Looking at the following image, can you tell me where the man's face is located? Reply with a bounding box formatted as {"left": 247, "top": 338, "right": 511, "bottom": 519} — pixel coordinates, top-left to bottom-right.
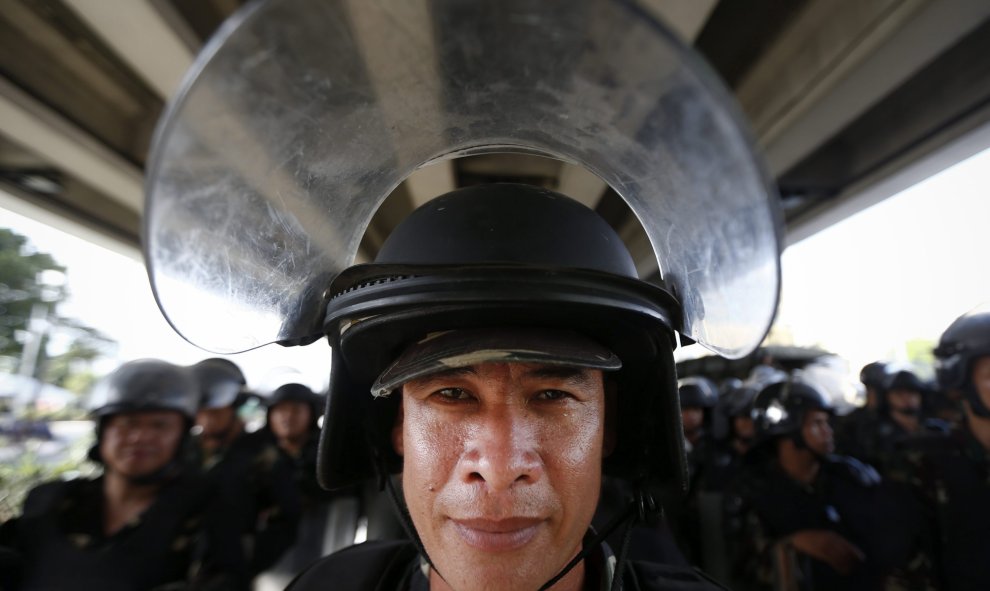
{"left": 800, "top": 409, "right": 834, "bottom": 456}
{"left": 269, "top": 400, "right": 312, "bottom": 441}
{"left": 680, "top": 407, "right": 704, "bottom": 434}
{"left": 887, "top": 389, "right": 922, "bottom": 416}
{"left": 971, "top": 356, "right": 990, "bottom": 410}
{"left": 393, "top": 362, "right": 607, "bottom": 591}
{"left": 733, "top": 415, "right": 755, "bottom": 441}
{"left": 195, "top": 405, "right": 237, "bottom": 449}
{"left": 100, "top": 410, "right": 186, "bottom": 478}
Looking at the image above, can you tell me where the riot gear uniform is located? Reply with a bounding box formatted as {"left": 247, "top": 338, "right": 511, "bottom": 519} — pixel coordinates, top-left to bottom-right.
{"left": 851, "top": 368, "right": 948, "bottom": 475}
{"left": 835, "top": 361, "right": 888, "bottom": 463}
{"left": 142, "top": 1, "right": 784, "bottom": 588}
{"left": 726, "top": 379, "right": 913, "bottom": 590}
{"left": 189, "top": 360, "right": 302, "bottom": 576}
{"left": 935, "top": 306, "right": 990, "bottom": 417}
{"left": 0, "top": 359, "right": 246, "bottom": 590}
{"left": 885, "top": 306, "right": 990, "bottom": 589}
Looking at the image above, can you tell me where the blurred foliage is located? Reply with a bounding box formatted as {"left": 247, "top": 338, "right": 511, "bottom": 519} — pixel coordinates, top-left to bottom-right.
{"left": 905, "top": 338, "right": 937, "bottom": 381}
{"left": 0, "top": 228, "right": 65, "bottom": 358}
{"left": 1, "top": 227, "right": 116, "bottom": 416}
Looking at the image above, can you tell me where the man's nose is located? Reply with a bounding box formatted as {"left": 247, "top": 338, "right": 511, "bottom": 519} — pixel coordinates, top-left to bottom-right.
{"left": 459, "top": 407, "right": 543, "bottom": 490}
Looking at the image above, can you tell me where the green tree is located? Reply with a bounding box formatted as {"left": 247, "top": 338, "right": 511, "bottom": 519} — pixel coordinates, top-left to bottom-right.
{"left": 43, "top": 325, "right": 115, "bottom": 395}
{"left": 0, "top": 228, "right": 66, "bottom": 358}
{"left": 0, "top": 228, "right": 116, "bottom": 405}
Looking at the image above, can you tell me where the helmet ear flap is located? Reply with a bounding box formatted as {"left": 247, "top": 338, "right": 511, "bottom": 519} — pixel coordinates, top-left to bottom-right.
{"left": 318, "top": 347, "right": 400, "bottom": 491}
{"left": 607, "top": 341, "right": 687, "bottom": 497}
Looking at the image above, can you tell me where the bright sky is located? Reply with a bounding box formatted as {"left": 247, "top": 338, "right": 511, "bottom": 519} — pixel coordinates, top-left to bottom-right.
{"left": 2, "top": 145, "right": 989, "bottom": 392}
{"left": 775, "top": 145, "right": 990, "bottom": 372}
{"left": 0, "top": 209, "right": 333, "bottom": 393}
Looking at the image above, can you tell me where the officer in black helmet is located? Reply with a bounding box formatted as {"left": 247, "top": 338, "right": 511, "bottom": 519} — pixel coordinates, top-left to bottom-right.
{"left": 707, "top": 383, "right": 759, "bottom": 492}
{"left": 191, "top": 358, "right": 250, "bottom": 466}
{"left": 0, "top": 359, "right": 245, "bottom": 590}
{"left": 264, "top": 383, "right": 323, "bottom": 466}
{"left": 726, "top": 379, "right": 905, "bottom": 591}
{"left": 852, "top": 368, "right": 948, "bottom": 475}
{"left": 142, "top": 2, "right": 785, "bottom": 589}
{"left": 887, "top": 305, "right": 990, "bottom": 589}
{"left": 835, "top": 361, "right": 887, "bottom": 460}
{"left": 254, "top": 384, "right": 366, "bottom": 589}
{"left": 678, "top": 377, "right": 719, "bottom": 460}
{"left": 668, "top": 376, "right": 719, "bottom": 564}
{"left": 190, "top": 359, "right": 302, "bottom": 577}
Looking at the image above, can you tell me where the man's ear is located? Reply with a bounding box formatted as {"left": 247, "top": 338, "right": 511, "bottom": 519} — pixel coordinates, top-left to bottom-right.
{"left": 603, "top": 378, "right": 618, "bottom": 457}
{"left": 391, "top": 396, "right": 404, "bottom": 457}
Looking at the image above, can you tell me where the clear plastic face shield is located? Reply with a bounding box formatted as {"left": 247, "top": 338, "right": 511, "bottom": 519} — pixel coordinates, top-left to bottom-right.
{"left": 144, "top": 0, "right": 783, "bottom": 359}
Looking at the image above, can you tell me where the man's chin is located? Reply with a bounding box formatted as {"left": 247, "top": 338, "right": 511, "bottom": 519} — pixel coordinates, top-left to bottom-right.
{"left": 432, "top": 561, "right": 562, "bottom": 591}
{"left": 430, "top": 535, "right": 577, "bottom": 591}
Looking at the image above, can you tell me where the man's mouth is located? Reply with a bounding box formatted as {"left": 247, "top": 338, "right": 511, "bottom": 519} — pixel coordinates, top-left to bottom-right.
{"left": 450, "top": 517, "right": 545, "bottom": 552}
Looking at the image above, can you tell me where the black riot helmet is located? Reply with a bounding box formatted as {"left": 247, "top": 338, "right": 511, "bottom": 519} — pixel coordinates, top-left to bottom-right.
{"left": 89, "top": 359, "right": 198, "bottom": 420}
{"left": 190, "top": 358, "right": 247, "bottom": 409}
{"left": 266, "top": 382, "right": 324, "bottom": 430}
{"left": 321, "top": 183, "right": 685, "bottom": 494}
{"left": 935, "top": 305, "right": 990, "bottom": 417}
{"left": 751, "top": 379, "right": 832, "bottom": 445}
{"left": 722, "top": 383, "right": 759, "bottom": 419}
{"left": 860, "top": 361, "right": 889, "bottom": 392}
{"left": 87, "top": 359, "right": 197, "bottom": 477}
{"left": 678, "top": 376, "right": 719, "bottom": 409}
{"left": 884, "top": 369, "right": 927, "bottom": 394}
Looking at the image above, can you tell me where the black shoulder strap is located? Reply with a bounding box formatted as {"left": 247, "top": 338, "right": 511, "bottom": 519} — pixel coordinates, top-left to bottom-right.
{"left": 286, "top": 541, "right": 419, "bottom": 591}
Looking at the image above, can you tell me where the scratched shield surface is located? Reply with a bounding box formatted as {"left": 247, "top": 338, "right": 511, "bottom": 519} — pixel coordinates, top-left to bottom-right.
{"left": 144, "top": 0, "right": 782, "bottom": 357}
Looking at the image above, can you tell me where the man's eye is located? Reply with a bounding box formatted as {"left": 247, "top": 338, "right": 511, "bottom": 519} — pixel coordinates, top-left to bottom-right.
{"left": 434, "top": 388, "right": 471, "bottom": 401}
{"left": 535, "top": 390, "right": 570, "bottom": 401}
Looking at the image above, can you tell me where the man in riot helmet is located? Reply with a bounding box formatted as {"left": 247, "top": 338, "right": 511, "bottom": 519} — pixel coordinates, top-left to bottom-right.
{"left": 190, "top": 358, "right": 302, "bottom": 576}
{"left": 707, "top": 383, "right": 759, "bottom": 491}
{"left": 0, "top": 359, "right": 245, "bottom": 589}
{"left": 678, "top": 377, "right": 719, "bottom": 456}
{"left": 887, "top": 306, "right": 990, "bottom": 589}
{"left": 835, "top": 361, "right": 887, "bottom": 459}
{"left": 286, "top": 184, "right": 728, "bottom": 590}
{"left": 726, "top": 379, "right": 908, "bottom": 590}
{"left": 669, "top": 376, "right": 720, "bottom": 565}
{"left": 191, "top": 357, "right": 250, "bottom": 463}
{"left": 852, "top": 368, "right": 948, "bottom": 475}
{"left": 264, "top": 383, "right": 324, "bottom": 462}
{"left": 142, "top": 2, "right": 785, "bottom": 589}
{"left": 253, "top": 384, "right": 364, "bottom": 588}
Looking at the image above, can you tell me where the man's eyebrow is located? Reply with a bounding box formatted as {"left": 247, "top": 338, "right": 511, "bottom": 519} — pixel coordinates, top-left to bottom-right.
{"left": 523, "top": 365, "right": 599, "bottom": 385}
{"left": 408, "top": 366, "right": 478, "bottom": 384}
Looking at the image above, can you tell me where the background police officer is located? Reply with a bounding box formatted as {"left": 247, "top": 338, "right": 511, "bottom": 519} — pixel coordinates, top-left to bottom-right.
{"left": 0, "top": 359, "right": 245, "bottom": 590}
{"left": 727, "top": 379, "right": 897, "bottom": 591}
{"left": 190, "top": 358, "right": 301, "bottom": 577}
{"left": 890, "top": 306, "right": 990, "bottom": 589}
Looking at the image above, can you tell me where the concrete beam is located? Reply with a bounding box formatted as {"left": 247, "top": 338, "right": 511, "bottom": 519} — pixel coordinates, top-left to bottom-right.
{"left": 640, "top": 0, "right": 718, "bottom": 42}
{"left": 0, "top": 183, "right": 141, "bottom": 261}
{"left": 786, "top": 117, "right": 990, "bottom": 247}
{"left": 741, "top": 0, "right": 990, "bottom": 176}
{"left": 62, "top": 0, "right": 194, "bottom": 100}
{"left": 0, "top": 77, "right": 144, "bottom": 212}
